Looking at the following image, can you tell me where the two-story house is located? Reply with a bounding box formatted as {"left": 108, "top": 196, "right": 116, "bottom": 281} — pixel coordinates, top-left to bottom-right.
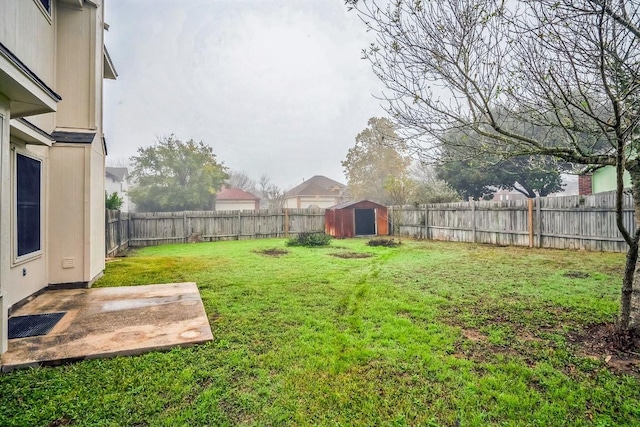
{"left": 0, "top": 0, "right": 116, "bottom": 355}
{"left": 106, "top": 166, "right": 132, "bottom": 212}
{"left": 284, "top": 175, "right": 350, "bottom": 209}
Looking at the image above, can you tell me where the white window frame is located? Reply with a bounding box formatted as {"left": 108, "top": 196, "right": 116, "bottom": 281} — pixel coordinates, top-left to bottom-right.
{"left": 12, "top": 147, "right": 44, "bottom": 265}
{"left": 33, "top": 0, "right": 53, "bottom": 23}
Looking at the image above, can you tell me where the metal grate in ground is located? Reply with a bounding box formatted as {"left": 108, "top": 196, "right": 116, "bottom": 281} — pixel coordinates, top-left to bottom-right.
{"left": 8, "top": 312, "right": 66, "bottom": 339}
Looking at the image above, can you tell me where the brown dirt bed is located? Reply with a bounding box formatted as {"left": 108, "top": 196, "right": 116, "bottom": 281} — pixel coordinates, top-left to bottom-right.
{"left": 253, "top": 248, "right": 289, "bottom": 257}
{"left": 567, "top": 323, "right": 640, "bottom": 377}
{"left": 330, "top": 252, "right": 373, "bottom": 259}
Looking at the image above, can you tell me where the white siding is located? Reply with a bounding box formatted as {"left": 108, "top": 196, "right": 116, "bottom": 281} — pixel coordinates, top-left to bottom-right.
{"left": 284, "top": 196, "right": 339, "bottom": 209}
{"left": 216, "top": 200, "right": 257, "bottom": 211}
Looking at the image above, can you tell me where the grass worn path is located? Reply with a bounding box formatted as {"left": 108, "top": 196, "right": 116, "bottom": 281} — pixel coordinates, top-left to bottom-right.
{"left": 1, "top": 239, "right": 639, "bottom": 426}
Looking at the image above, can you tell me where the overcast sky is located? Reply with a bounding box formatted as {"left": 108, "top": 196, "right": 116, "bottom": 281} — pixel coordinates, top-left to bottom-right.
{"left": 103, "top": 0, "right": 385, "bottom": 189}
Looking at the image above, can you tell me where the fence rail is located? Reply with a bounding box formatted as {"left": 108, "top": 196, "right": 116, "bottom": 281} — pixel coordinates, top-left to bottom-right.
{"left": 105, "top": 208, "right": 326, "bottom": 254}
{"left": 389, "top": 191, "right": 635, "bottom": 252}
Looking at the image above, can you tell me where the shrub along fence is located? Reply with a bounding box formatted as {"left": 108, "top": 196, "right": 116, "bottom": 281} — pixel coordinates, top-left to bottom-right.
{"left": 105, "top": 208, "right": 326, "bottom": 254}
{"left": 389, "top": 191, "right": 634, "bottom": 252}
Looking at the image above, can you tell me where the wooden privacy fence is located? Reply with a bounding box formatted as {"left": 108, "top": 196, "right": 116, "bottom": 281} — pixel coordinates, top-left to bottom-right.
{"left": 389, "top": 191, "right": 635, "bottom": 252}
{"left": 106, "top": 209, "right": 130, "bottom": 257}
{"left": 105, "top": 208, "right": 326, "bottom": 251}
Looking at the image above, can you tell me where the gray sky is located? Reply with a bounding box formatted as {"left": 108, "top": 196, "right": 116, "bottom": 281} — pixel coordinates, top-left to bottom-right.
{"left": 103, "top": 0, "right": 385, "bottom": 189}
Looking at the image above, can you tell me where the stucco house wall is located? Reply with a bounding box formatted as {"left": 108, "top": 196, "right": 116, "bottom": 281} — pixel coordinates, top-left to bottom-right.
{"left": 0, "top": 0, "right": 115, "bottom": 355}
{"left": 592, "top": 166, "right": 632, "bottom": 194}
{"left": 216, "top": 200, "right": 259, "bottom": 211}
{"left": 215, "top": 187, "right": 260, "bottom": 212}
{"left": 284, "top": 196, "right": 342, "bottom": 209}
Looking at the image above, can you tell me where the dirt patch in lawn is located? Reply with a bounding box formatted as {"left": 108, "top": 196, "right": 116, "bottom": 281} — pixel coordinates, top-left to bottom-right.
{"left": 253, "top": 248, "right": 289, "bottom": 257}
{"left": 367, "top": 238, "right": 400, "bottom": 247}
{"left": 563, "top": 271, "right": 590, "bottom": 279}
{"left": 461, "top": 328, "right": 487, "bottom": 342}
{"left": 330, "top": 252, "right": 373, "bottom": 259}
{"left": 47, "top": 418, "right": 74, "bottom": 427}
{"left": 567, "top": 323, "right": 640, "bottom": 377}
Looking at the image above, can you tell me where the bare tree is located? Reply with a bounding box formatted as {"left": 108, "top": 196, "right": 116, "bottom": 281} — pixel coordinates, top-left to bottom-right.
{"left": 227, "top": 170, "right": 257, "bottom": 193}
{"left": 258, "top": 174, "right": 286, "bottom": 210}
{"left": 348, "top": 0, "right": 640, "bottom": 332}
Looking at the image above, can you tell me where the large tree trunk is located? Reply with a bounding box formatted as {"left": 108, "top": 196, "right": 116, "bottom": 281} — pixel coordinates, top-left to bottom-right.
{"left": 621, "top": 242, "right": 639, "bottom": 330}
{"left": 621, "top": 167, "right": 640, "bottom": 331}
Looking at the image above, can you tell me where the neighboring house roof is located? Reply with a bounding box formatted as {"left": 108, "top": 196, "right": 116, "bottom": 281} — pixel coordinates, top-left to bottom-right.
{"left": 285, "top": 175, "right": 347, "bottom": 198}
{"left": 217, "top": 187, "right": 259, "bottom": 201}
{"left": 106, "top": 167, "right": 129, "bottom": 182}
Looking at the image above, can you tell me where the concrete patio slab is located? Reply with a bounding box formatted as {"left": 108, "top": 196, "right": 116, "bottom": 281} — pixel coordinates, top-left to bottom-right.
{"left": 1, "top": 282, "right": 213, "bottom": 372}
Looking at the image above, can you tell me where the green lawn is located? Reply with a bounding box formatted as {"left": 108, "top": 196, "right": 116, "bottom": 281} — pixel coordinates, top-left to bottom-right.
{"left": 1, "top": 239, "right": 639, "bottom": 426}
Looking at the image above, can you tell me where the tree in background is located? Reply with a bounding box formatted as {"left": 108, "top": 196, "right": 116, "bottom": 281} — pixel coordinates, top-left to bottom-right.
{"left": 411, "top": 163, "right": 460, "bottom": 204}
{"left": 105, "top": 191, "right": 124, "bottom": 210}
{"left": 258, "top": 174, "right": 286, "bottom": 210}
{"left": 342, "top": 117, "right": 412, "bottom": 205}
{"left": 436, "top": 155, "right": 564, "bottom": 200}
{"left": 128, "top": 135, "right": 228, "bottom": 212}
{"left": 227, "top": 170, "right": 257, "bottom": 193}
{"left": 435, "top": 123, "right": 566, "bottom": 200}
{"left": 383, "top": 176, "right": 416, "bottom": 205}
{"left": 347, "top": 0, "right": 640, "bottom": 332}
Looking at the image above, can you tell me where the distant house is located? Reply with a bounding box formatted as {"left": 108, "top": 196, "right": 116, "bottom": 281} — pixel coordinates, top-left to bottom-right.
{"left": 106, "top": 167, "right": 133, "bottom": 212}
{"left": 491, "top": 189, "right": 527, "bottom": 201}
{"left": 579, "top": 167, "right": 631, "bottom": 195}
{"left": 284, "top": 175, "right": 349, "bottom": 209}
{"left": 0, "top": 1, "right": 116, "bottom": 356}
{"left": 215, "top": 187, "right": 260, "bottom": 211}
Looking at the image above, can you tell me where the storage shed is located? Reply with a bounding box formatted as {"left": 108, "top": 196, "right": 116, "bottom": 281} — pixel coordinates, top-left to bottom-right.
{"left": 325, "top": 200, "right": 388, "bottom": 238}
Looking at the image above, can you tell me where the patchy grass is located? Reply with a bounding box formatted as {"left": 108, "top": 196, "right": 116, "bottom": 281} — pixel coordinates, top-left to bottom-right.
{"left": 1, "top": 239, "right": 640, "bottom": 426}
{"left": 330, "top": 251, "right": 373, "bottom": 259}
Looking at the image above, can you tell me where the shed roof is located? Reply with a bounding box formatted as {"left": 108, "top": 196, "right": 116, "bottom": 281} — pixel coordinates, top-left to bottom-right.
{"left": 328, "top": 199, "right": 387, "bottom": 210}
{"left": 217, "top": 187, "right": 259, "bottom": 201}
{"left": 285, "top": 175, "right": 347, "bottom": 197}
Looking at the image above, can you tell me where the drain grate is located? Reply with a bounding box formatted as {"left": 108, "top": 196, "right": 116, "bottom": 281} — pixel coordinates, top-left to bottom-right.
{"left": 8, "top": 312, "right": 66, "bottom": 339}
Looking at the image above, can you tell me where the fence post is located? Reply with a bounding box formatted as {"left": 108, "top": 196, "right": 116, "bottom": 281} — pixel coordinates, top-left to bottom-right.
{"left": 284, "top": 209, "right": 289, "bottom": 238}
{"left": 105, "top": 209, "right": 109, "bottom": 256}
{"left": 424, "top": 204, "right": 429, "bottom": 240}
{"left": 528, "top": 198, "right": 534, "bottom": 248}
{"left": 116, "top": 210, "right": 122, "bottom": 253}
{"left": 128, "top": 213, "right": 134, "bottom": 247}
{"left": 183, "top": 211, "right": 188, "bottom": 243}
{"left": 471, "top": 200, "right": 476, "bottom": 243}
{"left": 237, "top": 211, "right": 242, "bottom": 240}
{"left": 536, "top": 197, "right": 542, "bottom": 247}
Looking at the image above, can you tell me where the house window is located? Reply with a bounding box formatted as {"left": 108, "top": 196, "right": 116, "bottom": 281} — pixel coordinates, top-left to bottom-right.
{"left": 34, "top": 0, "right": 52, "bottom": 18}
{"left": 16, "top": 152, "right": 42, "bottom": 258}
